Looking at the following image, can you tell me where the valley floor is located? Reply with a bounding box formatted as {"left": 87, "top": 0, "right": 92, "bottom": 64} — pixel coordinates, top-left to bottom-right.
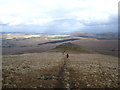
{"left": 2, "top": 52, "right": 118, "bottom": 88}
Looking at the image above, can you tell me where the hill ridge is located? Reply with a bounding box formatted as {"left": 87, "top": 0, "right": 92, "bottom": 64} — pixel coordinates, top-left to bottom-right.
{"left": 51, "top": 42, "right": 92, "bottom": 54}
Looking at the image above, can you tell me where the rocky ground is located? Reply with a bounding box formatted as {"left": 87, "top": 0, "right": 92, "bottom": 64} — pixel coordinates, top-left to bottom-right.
{"left": 2, "top": 52, "right": 118, "bottom": 88}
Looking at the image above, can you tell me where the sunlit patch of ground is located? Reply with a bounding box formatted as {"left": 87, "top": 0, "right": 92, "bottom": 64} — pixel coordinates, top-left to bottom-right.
{"left": 2, "top": 34, "right": 70, "bottom": 40}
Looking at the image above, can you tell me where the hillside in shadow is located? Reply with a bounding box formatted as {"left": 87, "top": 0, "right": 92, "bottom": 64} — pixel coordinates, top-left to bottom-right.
{"left": 38, "top": 38, "right": 80, "bottom": 45}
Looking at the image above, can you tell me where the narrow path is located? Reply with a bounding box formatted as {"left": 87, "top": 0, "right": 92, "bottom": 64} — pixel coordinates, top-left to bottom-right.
{"left": 55, "top": 57, "right": 66, "bottom": 88}
{"left": 55, "top": 54, "right": 76, "bottom": 89}
{"left": 62, "top": 58, "right": 76, "bottom": 89}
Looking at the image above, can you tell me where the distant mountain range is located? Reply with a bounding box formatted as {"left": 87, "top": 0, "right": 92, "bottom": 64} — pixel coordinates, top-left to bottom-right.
{"left": 70, "top": 32, "right": 118, "bottom": 40}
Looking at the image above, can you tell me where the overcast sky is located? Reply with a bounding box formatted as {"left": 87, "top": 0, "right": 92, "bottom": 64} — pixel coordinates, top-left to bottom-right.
{"left": 0, "top": 0, "right": 119, "bottom": 33}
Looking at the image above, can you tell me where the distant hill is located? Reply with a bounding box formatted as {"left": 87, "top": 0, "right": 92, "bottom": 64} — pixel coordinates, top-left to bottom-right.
{"left": 70, "top": 32, "right": 118, "bottom": 40}
{"left": 95, "top": 32, "right": 118, "bottom": 39}
{"left": 51, "top": 42, "right": 92, "bottom": 53}
{"left": 70, "top": 32, "right": 95, "bottom": 38}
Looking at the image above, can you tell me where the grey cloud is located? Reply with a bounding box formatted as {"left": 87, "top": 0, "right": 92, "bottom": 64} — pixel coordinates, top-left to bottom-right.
{"left": 2, "top": 14, "right": 118, "bottom": 34}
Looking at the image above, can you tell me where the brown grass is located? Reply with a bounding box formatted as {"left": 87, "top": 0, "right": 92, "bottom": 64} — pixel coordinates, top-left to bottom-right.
{"left": 2, "top": 52, "right": 118, "bottom": 88}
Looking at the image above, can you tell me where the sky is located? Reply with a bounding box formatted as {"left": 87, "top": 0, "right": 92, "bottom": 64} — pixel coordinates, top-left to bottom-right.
{"left": 0, "top": 0, "right": 119, "bottom": 33}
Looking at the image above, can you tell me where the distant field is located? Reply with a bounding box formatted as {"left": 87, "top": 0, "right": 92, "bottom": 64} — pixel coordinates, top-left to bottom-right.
{"left": 2, "top": 37, "right": 118, "bottom": 57}
{"left": 2, "top": 33, "right": 70, "bottom": 39}
{"left": 3, "top": 52, "right": 118, "bottom": 88}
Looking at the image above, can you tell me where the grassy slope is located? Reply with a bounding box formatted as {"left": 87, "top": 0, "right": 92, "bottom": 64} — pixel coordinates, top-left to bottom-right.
{"left": 52, "top": 42, "right": 92, "bottom": 53}
{"left": 2, "top": 52, "right": 118, "bottom": 88}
